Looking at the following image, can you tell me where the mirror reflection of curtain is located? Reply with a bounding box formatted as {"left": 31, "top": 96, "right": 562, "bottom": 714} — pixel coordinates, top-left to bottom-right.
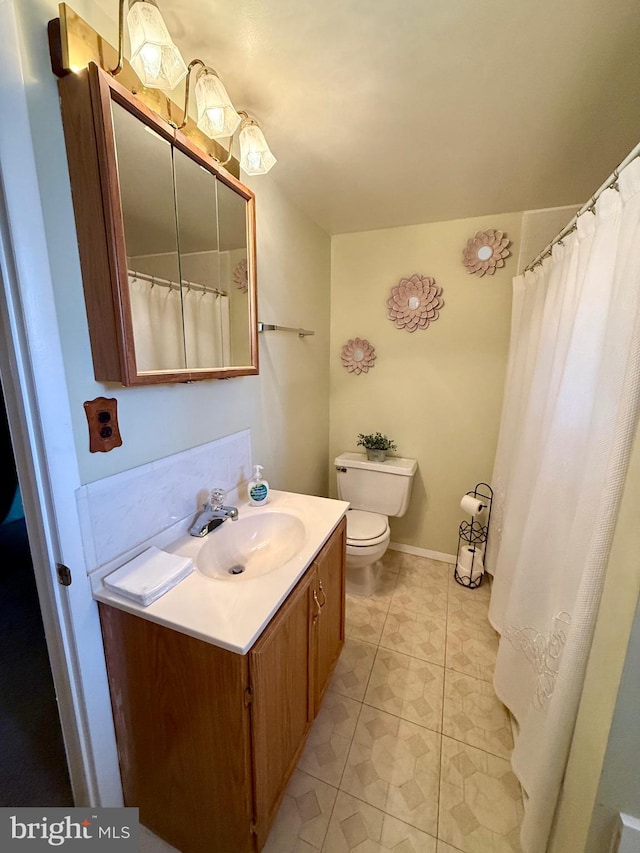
{"left": 130, "top": 275, "right": 231, "bottom": 370}
{"left": 182, "top": 288, "right": 230, "bottom": 368}
{"left": 130, "top": 276, "right": 185, "bottom": 370}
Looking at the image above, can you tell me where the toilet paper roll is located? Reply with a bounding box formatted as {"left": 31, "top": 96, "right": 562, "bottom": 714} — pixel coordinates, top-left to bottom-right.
{"left": 456, "top": 545, "right": 484, "bottom": 582}
{"left": 460, "top": 494, "right": 485, "bottom": 516}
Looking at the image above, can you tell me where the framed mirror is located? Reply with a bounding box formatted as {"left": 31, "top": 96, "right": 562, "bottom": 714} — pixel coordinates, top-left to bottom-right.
{"left": 57, "top": 62, "right": 258, "bottom": 386}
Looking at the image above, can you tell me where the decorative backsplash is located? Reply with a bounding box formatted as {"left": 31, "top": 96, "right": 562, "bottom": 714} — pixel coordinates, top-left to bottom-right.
{"left": 76, "top": 429, "right": 252, "bottom": 574}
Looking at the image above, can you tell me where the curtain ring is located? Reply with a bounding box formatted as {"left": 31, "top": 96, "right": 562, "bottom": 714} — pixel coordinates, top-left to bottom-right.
{"left": 608, "top": 169, "right": 620, "bottom": 192}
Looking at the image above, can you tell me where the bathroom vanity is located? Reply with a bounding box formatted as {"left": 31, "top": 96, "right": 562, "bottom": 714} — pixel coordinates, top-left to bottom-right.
{"left": 95, "top": 494, "right": 347, "bottom": 853}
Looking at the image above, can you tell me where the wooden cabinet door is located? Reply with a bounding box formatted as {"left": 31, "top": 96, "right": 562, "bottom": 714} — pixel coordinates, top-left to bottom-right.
{"left": 98, "top": 604, "right": 254, "bottom": 853}
{"left": 249, "top": 567, "right": 315, "bottom": 848}
{"left": 313, "top": 516, "right": 346, "bottom": 715}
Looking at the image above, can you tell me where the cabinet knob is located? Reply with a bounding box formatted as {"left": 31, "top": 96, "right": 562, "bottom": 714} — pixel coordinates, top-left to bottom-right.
{"left": 317, "top": 580, "right": 327, "bottom": 608}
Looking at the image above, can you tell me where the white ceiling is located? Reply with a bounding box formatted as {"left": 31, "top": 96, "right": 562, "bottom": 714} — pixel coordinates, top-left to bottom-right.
{"left": 114, "top": 0, "right": 640, "bottom": 235}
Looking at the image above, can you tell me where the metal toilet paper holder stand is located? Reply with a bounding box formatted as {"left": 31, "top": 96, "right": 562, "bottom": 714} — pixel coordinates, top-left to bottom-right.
{"left": 454, "top": 482, "right": 493, "bottom": 589}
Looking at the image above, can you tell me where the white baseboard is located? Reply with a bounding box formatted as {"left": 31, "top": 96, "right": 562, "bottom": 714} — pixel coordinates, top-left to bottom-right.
{"left": 388, "top": 542, "right": 456, "bottom": 564}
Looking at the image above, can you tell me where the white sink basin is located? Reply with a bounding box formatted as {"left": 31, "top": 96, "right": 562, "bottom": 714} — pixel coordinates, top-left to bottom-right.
{"left": 195, "top": 510, "right": 306, "bottom": 581}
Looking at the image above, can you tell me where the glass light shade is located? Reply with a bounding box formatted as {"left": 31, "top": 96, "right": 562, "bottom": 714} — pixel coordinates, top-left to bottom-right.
{"left": 239, "top": 122, "right": 277, "bottom": 175}
{"left": 194, "top": 69, "right": 241, "bottom": 139}
{"left": 127, "top": 0, "right": 188, "bottom": 90}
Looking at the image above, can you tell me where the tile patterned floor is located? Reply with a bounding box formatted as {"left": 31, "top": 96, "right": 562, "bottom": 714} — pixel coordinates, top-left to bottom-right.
{"left": 141, "top": 551, "right": 521, "bottom": 853}
{"left": 265, "top": 552, "right": 523, "bottom": 853}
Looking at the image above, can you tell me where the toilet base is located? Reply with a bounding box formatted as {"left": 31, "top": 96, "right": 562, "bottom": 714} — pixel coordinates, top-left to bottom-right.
{"left": 346, "top": 560, "right": 383, "bottom": 597}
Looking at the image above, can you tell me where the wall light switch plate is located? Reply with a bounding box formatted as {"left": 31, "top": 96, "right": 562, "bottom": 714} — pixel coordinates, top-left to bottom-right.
{"left": 84, "top": 396, "right": 122, "bottom": 453}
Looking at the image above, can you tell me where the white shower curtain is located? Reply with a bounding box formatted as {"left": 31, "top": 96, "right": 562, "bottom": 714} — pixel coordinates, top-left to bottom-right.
{"left": 486, "top": 158, "right": 640, "bottom": 852}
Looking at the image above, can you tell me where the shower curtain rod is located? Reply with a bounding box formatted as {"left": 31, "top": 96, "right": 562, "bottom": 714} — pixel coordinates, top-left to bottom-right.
{"left": 128, "top": 268, "right": 228, "bottom": 298}
{"left": 524, "top": 139, "right": 640, "bottom": 273}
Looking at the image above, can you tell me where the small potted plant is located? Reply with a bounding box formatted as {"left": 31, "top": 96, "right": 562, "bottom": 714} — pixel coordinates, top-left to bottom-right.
{"left": 356, "top": 432, "right": 397, "bottom": 462}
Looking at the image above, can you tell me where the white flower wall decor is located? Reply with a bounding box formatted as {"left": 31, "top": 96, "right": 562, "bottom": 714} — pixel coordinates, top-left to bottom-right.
{"left": 462, "top": 229, "right": 511, "bottom": 276}
{"left": 386, "top": 273, "right": 444, "bottom": 332}
{"left": 341, "top": 338, "right": 376, "bottom": 374}
{"left": 233, "top": 258, "right": 248, "bottom": 292}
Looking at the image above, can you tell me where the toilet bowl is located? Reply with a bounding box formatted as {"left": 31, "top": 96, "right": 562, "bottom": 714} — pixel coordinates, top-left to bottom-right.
{"left": 334, "top": 452, "right": 417, "bottom": 596}
{"left": 344, "top": 509, "right": 390, "bottom": 596}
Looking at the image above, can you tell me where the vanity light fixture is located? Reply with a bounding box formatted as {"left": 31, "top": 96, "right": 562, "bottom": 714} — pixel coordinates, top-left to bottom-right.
{"left": 238, "top": 114, "right": 277, "bottom": 175}
{"left": 179, "top": 59, "right": 241, "bottom": 140}
{"left": 107, "top": 1, "right": 276, "bottom": 174}
{"left": 111, "top": 0, "right": 188, "bottom": 90}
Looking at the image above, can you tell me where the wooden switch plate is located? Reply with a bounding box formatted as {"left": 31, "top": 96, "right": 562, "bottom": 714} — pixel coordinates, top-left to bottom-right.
{"left": 84, "top": 396, "right": 122, "bottom": 453}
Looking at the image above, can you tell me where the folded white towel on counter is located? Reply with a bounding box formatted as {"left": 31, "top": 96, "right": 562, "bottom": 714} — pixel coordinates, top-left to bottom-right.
{"left": 104, "top": 546, "right": 194, "bottom": 606}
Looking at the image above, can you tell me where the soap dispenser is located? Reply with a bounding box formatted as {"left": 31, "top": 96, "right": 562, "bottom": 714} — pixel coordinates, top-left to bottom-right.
{"left": 248, "top": 465, "right": 270, "bottom": 506}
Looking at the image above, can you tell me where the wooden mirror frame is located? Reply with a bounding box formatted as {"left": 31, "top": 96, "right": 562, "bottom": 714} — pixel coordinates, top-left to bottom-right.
{"left": 57, "top": 62, "right": 259, "bottom": 386}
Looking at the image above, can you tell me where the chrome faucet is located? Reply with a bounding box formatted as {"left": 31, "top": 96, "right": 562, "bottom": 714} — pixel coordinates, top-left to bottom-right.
{"left": 189, "top": 488, "right": 239, "bottom": 538}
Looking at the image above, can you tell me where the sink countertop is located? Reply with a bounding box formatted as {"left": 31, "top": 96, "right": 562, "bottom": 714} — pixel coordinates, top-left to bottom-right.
{"left": 91, "top": 490, "right": 349, "bottom": 655}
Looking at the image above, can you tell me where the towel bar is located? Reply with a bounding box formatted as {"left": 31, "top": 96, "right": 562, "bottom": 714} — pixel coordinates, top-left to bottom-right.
{"left": 257, "top": 322, "right": 315, "bottom": 337}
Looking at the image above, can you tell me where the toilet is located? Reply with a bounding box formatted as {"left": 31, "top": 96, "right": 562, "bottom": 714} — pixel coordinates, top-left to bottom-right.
{"left": 334, "top": 451, "right": 418, "bottom": 596}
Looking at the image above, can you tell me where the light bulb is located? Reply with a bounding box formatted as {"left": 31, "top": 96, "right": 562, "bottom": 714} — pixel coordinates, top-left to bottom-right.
{"left": 139, "top": 42, "right": 162, "bottom": 79}
{"left": 204, "top": 106, "right": 225, "bottom": 136}
{"left": 247, "top": 151, "right": 263, "bottom": 172}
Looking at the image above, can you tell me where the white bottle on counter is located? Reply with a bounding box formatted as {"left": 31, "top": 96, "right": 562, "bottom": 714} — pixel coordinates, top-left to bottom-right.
{"left": 248, "top": 464, "right": 270, "bottom": 506}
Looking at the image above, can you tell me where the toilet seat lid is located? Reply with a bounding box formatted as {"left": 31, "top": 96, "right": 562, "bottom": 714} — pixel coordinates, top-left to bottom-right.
{"left": 346, "top": 510, "right": 388, "bottom": 542}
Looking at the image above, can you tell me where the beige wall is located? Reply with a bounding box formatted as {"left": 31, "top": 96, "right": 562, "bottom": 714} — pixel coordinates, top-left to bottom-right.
{"left": 17, "top": 0, "right": 331, "bottom": 499}
{"left": 586, "top": 594, "right": 640, "bottom": 850}
{"left": 329, "top": 212, "right": 522, "bottom": 555}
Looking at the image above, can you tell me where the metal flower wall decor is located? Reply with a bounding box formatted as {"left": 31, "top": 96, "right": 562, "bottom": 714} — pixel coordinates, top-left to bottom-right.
{"left": 462, "top": 229, "right": 511, "bottom": 276}
{"left": 341, "top": 338, "right": 376, "bottom": 374}
{"left": 386, "top": 273, "right": 444, "bottom": 332}
{"left": 233, "top": 258, "right": 248, "bottom": 292}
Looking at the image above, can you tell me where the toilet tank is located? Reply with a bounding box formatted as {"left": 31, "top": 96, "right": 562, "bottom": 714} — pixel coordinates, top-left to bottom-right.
{"left": 334, "top": 452, "right": 418, "bottom": 517}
